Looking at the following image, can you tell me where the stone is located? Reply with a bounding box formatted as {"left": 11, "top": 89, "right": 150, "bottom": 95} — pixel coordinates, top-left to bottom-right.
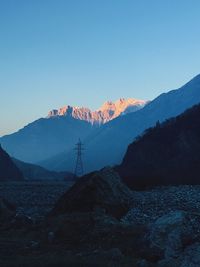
{"left": 149, "top": 211, "right": 185, "bottom": 259}
{"left": 50, "top": 167, "right": 133, "bottom": 219}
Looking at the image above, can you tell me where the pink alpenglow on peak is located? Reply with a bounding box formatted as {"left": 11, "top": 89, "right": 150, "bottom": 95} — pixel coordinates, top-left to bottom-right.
{"left": 99, "top": 98, "right": 148, "bottom": 118}
{"left": 47, "top": 98, "right": 149, "bottom": 124}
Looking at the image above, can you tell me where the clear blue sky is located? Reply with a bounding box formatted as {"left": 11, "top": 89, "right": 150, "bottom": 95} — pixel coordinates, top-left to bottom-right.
{"left": 1, "top": 0, "right": 200, "bottom": 136}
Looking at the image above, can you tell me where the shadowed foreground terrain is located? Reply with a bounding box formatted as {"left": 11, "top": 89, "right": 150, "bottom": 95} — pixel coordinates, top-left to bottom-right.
{"left": 2, "top": 169, "right": 200, "bottom": 266}
{"left": 0, "top": 181, "right": 73, "bottom": 220}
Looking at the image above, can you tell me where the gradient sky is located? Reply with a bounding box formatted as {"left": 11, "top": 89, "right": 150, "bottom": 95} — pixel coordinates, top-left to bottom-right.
{"left": 1, "top": 0, "right": 200, "bottom": 136}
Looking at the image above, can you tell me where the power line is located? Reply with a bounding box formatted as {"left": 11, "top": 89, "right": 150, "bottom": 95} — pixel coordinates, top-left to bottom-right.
{"left": 74, "top": 138, "right": 84, "bottom": 178}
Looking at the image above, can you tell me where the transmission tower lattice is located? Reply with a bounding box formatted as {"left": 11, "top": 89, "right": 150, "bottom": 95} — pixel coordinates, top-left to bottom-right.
{"left": 74, "top": 139, "right": 84, "bottom": 177}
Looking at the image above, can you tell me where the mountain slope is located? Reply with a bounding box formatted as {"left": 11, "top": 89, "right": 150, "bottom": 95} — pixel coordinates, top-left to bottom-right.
{"left": 118, "top": 103, "right": 200, "bottom": 188}
{"left": 0, "top": 98, "right": 146, "bottom": 164}
{"left": 0, "top": 145, "right": 23, "bottom": 181}
{"left": 43, "top": 74, "right": 200, "bottom": 173}
{"left": 13, "top": 158, "right": 74, "bottom": 181}
{"left": 0, "top": 116, "right": 93, "bottom": 163}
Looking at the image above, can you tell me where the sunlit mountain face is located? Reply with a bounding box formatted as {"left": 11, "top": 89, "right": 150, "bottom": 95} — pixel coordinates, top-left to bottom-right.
{"left": 47, "top": 98, "right": 148, "bottom": 124}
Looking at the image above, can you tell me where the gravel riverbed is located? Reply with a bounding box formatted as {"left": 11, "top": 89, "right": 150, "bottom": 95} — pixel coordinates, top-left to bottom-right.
{"left": 0, "top": 181, "right": 73, "bottom": 219}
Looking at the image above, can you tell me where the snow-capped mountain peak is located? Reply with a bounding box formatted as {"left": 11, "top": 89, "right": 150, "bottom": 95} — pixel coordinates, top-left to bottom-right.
{"left": 99, "top": 98, "right": 147, "bottom": 116}
{"left": 47, "top": 98, "right": 148, "bottom": 124}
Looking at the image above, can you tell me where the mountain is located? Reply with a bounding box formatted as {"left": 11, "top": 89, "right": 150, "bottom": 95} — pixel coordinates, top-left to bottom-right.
{"left": 0, "top": 116, "right": 93, "bottom": 163}
{"left": 12, "top": 158, "right": 74, "bottom": 181}
{"left": 47, "top": 98, "right": 147, "bottom": 124}
{"left": 42, "top": 74, "right": 200, "bottom": 173}
{"left": 0, "top": 98, "right": 147, "bottom": 164}
{"left": 117, "top": 103, "right": 200, "bottom": 188}
{"left": 0, "top": 145, "right": 23, "bottom": 181}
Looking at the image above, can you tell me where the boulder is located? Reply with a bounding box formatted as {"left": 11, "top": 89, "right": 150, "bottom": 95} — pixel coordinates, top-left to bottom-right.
{"left": 149, "top": 210, "right": 200, "bottom": 260}
{"left": 150, "top": 211, "right": 185, "bottom": 258}
{"left": 47, "top": 168, "right": 149, "bottom": 255}
{"left": 50, "top": 167, "right": 133, "bottom": 219}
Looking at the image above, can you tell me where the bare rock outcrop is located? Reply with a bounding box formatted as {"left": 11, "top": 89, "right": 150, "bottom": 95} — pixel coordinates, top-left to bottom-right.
{"left": 50, "top": 167, "right": 133, "bottom": 219}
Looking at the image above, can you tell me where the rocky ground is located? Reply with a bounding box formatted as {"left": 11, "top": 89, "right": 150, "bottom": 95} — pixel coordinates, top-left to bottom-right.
{"left": 122, "top": 185, "right": 200, "bottom": 225}
{"left": 0, "top": 181, "right": 73, "bottom": 220}
{"left": 1, "top": 171, "right": 200, "bottom": 266}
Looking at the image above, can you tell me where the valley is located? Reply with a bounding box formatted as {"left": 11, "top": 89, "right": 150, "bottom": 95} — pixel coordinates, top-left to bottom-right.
{"left": 1, "top": 2, "right": 200, "bottom": 265}
{"left": 0, "top": 181, "right": 73, "bottom": 220}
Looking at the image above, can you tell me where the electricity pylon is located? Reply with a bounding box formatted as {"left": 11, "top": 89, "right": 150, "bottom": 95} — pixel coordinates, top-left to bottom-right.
{"left": 74, "top": 138, "right": 84, "bottom": 178}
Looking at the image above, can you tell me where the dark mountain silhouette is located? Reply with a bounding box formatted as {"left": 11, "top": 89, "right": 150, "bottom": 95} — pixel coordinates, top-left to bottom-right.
{"left": 118, "top": 104, "right": 200, "bottom": 189}
{"left": 13, "top": 158, "right": 74, "bottom": 181}
{"left": 0, "top": 145, "right": 23, "bottom": 181}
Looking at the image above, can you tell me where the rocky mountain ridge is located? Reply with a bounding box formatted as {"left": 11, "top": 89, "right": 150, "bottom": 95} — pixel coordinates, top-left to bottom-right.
{"left": 47, "top": 98, "right": 147, "bottom": 124}
{"left": 0, "top": 98, "right": 147, "bottom": 164}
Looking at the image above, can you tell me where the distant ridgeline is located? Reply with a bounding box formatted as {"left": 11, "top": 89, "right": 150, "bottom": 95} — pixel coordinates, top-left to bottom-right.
{"left": 118, "top": 104, "right": 200, "bottom": 189}
{"left": 1, "top": 74, "right": 200, "bottom": 174}
{"left": 39, "top": 74, "right": 200, "bottom": 173}
{"left": 0, "top": 98, "right": 147, "bottom": 167}
{"left": 0, "top": 145, "right": 23, "bottom": 181}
